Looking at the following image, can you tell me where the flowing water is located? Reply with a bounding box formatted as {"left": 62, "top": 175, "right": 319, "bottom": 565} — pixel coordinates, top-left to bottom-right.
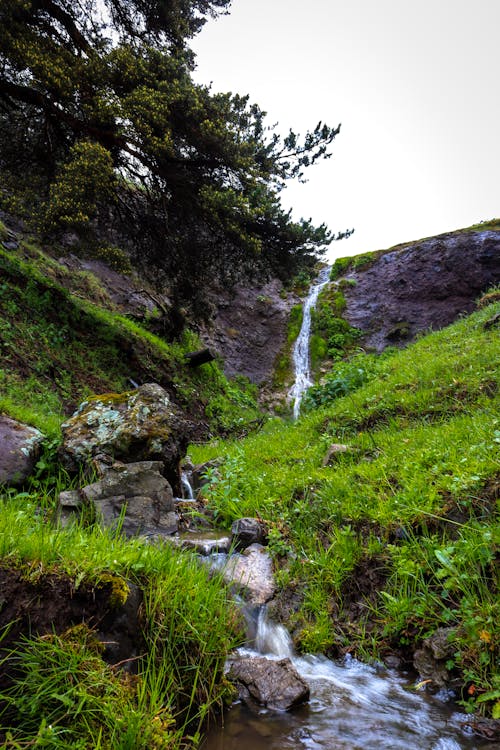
{"left": 288, "top": 265, "right": 332, "bottom": 419}
{"left": 202, "top": 610, "right": 494, "bottom": 750}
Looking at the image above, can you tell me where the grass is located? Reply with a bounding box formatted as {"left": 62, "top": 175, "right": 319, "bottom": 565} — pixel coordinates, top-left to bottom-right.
{"left": 191, "top": 299, "right": 500, "bottom": 717}
{"left": 0, "top": 488, "right": 243, "bottom": 748}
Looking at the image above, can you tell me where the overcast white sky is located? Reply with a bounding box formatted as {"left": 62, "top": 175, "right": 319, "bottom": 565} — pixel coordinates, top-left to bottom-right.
{"left": 192, "top": 0, "right": 500, "bottom": 261}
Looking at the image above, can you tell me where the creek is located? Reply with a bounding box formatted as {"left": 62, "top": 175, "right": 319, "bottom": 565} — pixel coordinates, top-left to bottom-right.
{"left": 201, "top": 609, "right": 492, "bottom": 750}
{"left": 288, "top": 265, "right": 331, "bottom": 419}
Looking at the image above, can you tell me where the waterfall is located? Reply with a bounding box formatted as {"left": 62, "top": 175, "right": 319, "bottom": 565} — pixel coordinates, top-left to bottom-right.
{"left": 180, "top": 471, "right": 195, "bottom": 500}
{"left": 254, "top": 606, "right": 294, "bottom": 658}
{"left": 288, "top": 265, "right": 331, "bottom": 419}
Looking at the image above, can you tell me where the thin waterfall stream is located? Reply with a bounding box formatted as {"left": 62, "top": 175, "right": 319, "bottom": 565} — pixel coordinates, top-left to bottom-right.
{"left": 288, "top": 265, "right": 332, "bottom": 419}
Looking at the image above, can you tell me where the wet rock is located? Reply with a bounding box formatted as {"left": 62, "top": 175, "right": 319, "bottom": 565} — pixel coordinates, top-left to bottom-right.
{"left": 59, "top": 460, "right": 178, "bottom": 538}
{"left": 227, "top": 656, "right": 310, "bottom": 710}
{"left": 223, "top": 543, "right": 275, "bottom": 604}
{"left": 231, "top": 517, "right": 268, "bottom": 550}
{"left": 176, "top": 534, "right": 232, "bottom": 555}
{"left": 60, "top": 383, "right": 192, "bottom": 493}
{"left": 413, "top": 627, "right": 456, "bottom": 687}
{"left": 0, "top": 415, "right": 45, "bottom": 486}
{"left": 462, "top": 717, "right": 500, "bottom": 742}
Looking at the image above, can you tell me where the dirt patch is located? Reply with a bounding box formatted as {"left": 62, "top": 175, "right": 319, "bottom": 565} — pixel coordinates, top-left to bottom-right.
{"left": 0, "top": 566, "right": 143, "bottom": 681}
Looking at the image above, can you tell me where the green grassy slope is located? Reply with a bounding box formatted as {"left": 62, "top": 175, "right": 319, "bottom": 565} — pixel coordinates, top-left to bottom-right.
{"left": 192, "top": 299, "right": 500, "bottom": 717}
{"left": 0, "top": 224, "right": 260, "bottom": 439}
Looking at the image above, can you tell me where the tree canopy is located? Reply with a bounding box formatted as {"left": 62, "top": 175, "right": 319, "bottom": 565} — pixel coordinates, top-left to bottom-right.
{"left": 0, "top": 0, "right": 351, "bottom": 320}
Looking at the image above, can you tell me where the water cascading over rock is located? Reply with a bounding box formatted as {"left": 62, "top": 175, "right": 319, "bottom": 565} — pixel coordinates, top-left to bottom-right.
{"left": 288, "top": 266, "right": 331, "bottom": 419}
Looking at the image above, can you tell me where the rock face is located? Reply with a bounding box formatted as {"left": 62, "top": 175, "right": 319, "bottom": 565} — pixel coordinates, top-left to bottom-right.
{"left": 59, "top": 460, "right": 177, "bottom": 538}
{"left": 222, "top": 543, "right": 276, "bottom": 604}
{"left": 342, "top": 229, "right": 500, "bottom": 352}
{"left": 0, "top": 415, "right": 45, "bottom": 486}
{"left": 227, "top": 656, "right": 310, "bottom": 710}
{"left": 201, "top": 279, "right": 298, "bottom": 385}
{"left": 60, "top": 383, "right": 192, "bottom": 493}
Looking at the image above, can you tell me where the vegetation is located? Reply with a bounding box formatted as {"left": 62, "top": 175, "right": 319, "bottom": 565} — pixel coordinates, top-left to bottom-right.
{"left": 309, "top": 285, "right": 362, "bottom": 371}
{"left": 192, "top": 299, "right": 500, "bottom": 718}
{"left": 0, "top": 232, "right": 261, "bottom": 438}
{"left": 0, "top": 488, "right": 243, "bottom": 747}
{"left": 0, "top": 0, "right": 352, "bottom": 321}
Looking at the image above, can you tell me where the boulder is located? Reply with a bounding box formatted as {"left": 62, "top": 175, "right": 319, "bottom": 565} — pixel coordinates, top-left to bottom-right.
{"left": 58, "top": 461, "right": 178, "bottom": 538}
{"left": 231, "top": 517, "right": 268, "bottom": 550}
{"left": 59, "top": 383, "right": 192, "bottom": 493}
{"left": 0, "top": 415, "right": 45, "bottom": 486}
{"left": 227, "top": 656, "right": 310, "bottom": 710}
{"left": 222, "top": 543, "right": 276, "bottom": 604}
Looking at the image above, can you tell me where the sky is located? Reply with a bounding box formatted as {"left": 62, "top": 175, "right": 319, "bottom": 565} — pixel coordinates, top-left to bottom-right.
{"left": 192, "top": 0, "right": 500, "bottom": 261}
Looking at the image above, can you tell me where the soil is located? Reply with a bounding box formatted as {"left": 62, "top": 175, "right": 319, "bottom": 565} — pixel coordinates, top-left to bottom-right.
{"left": 0, "top": 566, "right": 143, "bottom": 679}
{"left": 342, "top": 229, "right": 500, "bottom": 351}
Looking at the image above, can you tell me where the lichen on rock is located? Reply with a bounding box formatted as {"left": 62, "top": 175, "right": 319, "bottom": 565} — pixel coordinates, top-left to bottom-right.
{"left": 60, "top": 383, "right": 192, "bottom": 492}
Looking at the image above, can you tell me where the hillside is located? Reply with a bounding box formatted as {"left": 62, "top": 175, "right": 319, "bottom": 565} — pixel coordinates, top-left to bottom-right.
{"left": 192, "top": 296, "right": 500, "bottom": 720}
{"left": 0, "top": 217, "right": 261, "bottom": 441}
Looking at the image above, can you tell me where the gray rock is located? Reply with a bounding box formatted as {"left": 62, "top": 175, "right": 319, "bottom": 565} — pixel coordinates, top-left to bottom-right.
{"left": 231, "top": 517, "right": 268, "bottom": 549}
{"left": 223, "top": 543, "right": 275, "bottom": 604}
{"left": 413, "top": 627, "right": 456, "bottom": 687}
{"left": 60, "top": 383, "right": 192, "bottom": 493}
{"left": 322, "top": 443, "right": 353, "bottom": 466}
{"left": 59, "top": 460, "right": 178, "bottom": 538}
{"left": 227, "top": 656, "right": 310, "bottom": 710}
{"left": 0, "top": 415, "right": 45, "bottom": 486}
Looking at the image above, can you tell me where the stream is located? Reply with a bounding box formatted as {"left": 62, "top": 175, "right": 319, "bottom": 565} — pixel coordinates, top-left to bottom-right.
{"left": 201, "top": 609, "right": 493, "bottom": 750}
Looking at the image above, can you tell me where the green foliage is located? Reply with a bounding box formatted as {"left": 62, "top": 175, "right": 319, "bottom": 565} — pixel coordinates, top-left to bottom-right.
{"left": 310, "top": 287, "right": 362, "bottom": 368}
{"left": 45, "top": 141, "right": 116, "bottom": 231}
{"left": 0, "top": 0, "right": 350, "bottom": 309}
{"left": 0, "top": 624, "right": 172, "bottom": 749}
{"left": 0, "top": 489, "right": 244, "bottom": 747}
{"left": 272, "top": 303, "right": 304, "bottom": 388}
{"left": 0, "top": 240, "right": 262, "bottom": 437}
{"left": 329, "top": 250, "right": 380, "bottom": 280}
{"left": 303, "top": 356, "right": 377, "bottom": 409}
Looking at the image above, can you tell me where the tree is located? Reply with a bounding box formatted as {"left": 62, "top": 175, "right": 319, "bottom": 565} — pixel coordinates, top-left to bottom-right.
{"left": 0, "top": 0, "right": 351, "bottom": 322}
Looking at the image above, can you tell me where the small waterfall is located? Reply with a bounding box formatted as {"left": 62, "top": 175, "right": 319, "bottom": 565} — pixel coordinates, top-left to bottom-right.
{"left": 254, "top": 606, "right": 294, "bottom": 658}
{"left": 288, "top": 265, "right": 331, "bottom": 419}
{"left": 180, "top": 471, "right": 195, "bottom": 500}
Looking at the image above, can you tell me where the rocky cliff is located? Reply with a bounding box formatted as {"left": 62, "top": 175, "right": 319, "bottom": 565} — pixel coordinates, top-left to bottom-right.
{"left": 339, "top": 227, "right": 500, "bottom": 351}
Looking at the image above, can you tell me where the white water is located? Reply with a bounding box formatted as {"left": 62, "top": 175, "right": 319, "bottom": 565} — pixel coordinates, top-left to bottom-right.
{"left": 288, "top": 266, "right": 331, "bottom": 419}
{"left": 180, "top": 471, "right": 195, "bottom": 500}
{"left": 203, "top": 610, "right": 489, "bottom": 750}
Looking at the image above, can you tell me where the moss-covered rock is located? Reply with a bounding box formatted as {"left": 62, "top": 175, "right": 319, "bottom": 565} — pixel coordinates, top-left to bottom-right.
{"left": 60, "top": 383, "right": 192, "bottom": 493}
